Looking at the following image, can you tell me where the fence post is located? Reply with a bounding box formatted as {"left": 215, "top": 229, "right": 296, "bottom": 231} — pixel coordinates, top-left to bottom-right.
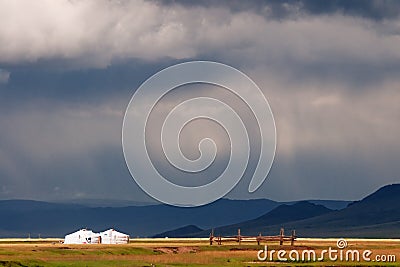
{"left": 209, "top": 229, "right": 214, "bottom": 245}
{"left": 279, "top": 228, "right": 284, "bottom": 245}
{"left": 291, "top": 230, "right": 296, "bottom": 246}
{"left": 257, "top": 233, "right": 261, "bottom": 245}
{"left": 237, "top": 229, "right": 241, "bottom": 245}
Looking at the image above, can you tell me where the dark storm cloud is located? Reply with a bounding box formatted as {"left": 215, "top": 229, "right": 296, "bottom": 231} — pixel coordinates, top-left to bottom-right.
{"left": 299, "top": 0, "right": 400, "bottom": 20}
{"left": 0, "top": 0, "right": 400, "bottom": 202}
{"left": 0, "top": 59, "right": 180, "bottom": 105}
{"left": 157, "top": 0, "right": 400, "bottom": 20}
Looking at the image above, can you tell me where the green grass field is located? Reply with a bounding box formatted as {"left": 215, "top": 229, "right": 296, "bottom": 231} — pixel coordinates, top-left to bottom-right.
{"left": 0, "top": 238, "right": 399, "bottom": 266}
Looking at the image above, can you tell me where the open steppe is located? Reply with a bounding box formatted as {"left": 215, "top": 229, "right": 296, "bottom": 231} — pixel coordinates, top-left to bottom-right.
{"left": 0, "top": 238, "right": 399, "bottom": 266}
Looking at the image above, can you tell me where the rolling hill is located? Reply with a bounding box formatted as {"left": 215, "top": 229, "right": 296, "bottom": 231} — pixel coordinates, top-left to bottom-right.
{"left": 2, "top": 184, "right": 396, "bottom": 238}
{"left": 194, "top": 183, "right": 400, "bottom": 238}
{"left": 0, "top": 198, "right": 280, "bottom": 237}
{"left": 201, "top": 201, "right": 333, "bottom": 237}
{"left": 153, "top": 225, "right": 204, "bottom": 238}
{"left": 159, "top": 201, "right": 332, "bottom": 237}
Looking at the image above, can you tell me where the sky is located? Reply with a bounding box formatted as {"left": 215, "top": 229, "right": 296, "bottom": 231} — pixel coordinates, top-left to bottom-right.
{"left": 0, "top": 0, "right": 400, "bottom": 203}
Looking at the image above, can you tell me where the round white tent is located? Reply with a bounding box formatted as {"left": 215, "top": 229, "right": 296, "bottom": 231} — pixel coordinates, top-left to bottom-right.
{"left": 99, "top": 229, "right": 129, "bottom": 244}
{"left": 64, "top": 229, "right": 100, "bottom": 244}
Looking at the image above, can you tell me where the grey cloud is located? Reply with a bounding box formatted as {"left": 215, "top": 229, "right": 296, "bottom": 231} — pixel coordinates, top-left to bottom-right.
{"left": 2, "top": 0, "right": 400, "bottom": 70}
{"left": 0, "top": 99, "right": 154, "bottom": 202}
{"left": 1, "top": 61, "right": 399, "bottom": 202}
{"left": 0, "top": 69, "right": 10, "bottom": 84}
{"left": 0, "top": 59, "right": 181, "bottom": 107}
{"left": 158, "top": 0, "right": 400, "bottom": 20}
{"left": 0, "top": 144, "right": 152, "bottom": 202}
{"left": 295, "top": 0, "right": 400, "bottom": 20}
{"left": 1, "top": 1, "right": 400, "bottom": 202}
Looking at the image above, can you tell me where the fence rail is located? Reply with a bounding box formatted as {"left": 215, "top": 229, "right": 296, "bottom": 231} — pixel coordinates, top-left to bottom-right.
{"left": 209, "top": 228, "right": 296, "bottom": 246}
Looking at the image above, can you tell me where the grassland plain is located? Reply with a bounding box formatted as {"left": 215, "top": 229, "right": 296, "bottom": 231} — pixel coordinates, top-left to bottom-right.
{"left": 0, "top": 238, "right": 399, "bottom": 266}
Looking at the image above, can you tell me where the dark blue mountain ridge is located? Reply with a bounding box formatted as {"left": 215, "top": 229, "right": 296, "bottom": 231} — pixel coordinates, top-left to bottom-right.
{"left": 189, "top": 183, "right": 400, "bottom": 238}
{"left": 0, "top": 198, "right": 280, "bottom": 237}
{"left": 1, "top": 184, "right": 395, "bottom": 238}
{"left": 153, "top": 225, "right": 204, "bottom": 238}
{"left": 161, "top": 201, "right": 333, "bottom": 237}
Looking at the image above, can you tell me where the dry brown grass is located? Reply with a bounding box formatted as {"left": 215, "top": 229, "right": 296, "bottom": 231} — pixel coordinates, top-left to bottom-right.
{"left": 0, "top": 238, "right": 399, "bottom": 266}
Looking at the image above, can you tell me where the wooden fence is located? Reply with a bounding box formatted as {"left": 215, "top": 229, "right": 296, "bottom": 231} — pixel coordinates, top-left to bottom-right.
{"left": 209, "top": 228, "right": 296, "bottom": 246}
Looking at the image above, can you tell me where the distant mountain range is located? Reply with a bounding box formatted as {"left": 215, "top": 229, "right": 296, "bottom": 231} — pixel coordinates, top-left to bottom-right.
{"left": 153, "top": 225, "right": 204, "bottom": 238}
{"left": 158, "top": 184, "right": 400, "bottom": 238}
{"left": 0, "top": 198, "right": 279, "bottom": 237}
{"left": 3, "top": 184, "right": 399, "bottom": 238}
{"left": 193, "top": 201, "right": 333, "bottom": 237}
{"left": 0, "top": 197, "right": 349, "bottom": 238}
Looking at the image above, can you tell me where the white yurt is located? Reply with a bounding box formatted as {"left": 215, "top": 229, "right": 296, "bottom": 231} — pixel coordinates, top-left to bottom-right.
{"left": 99, "top": 228, "right": 130, "bottom": 244}
{"left": 64, "top": 229, "right": 100, "bottom": 244}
